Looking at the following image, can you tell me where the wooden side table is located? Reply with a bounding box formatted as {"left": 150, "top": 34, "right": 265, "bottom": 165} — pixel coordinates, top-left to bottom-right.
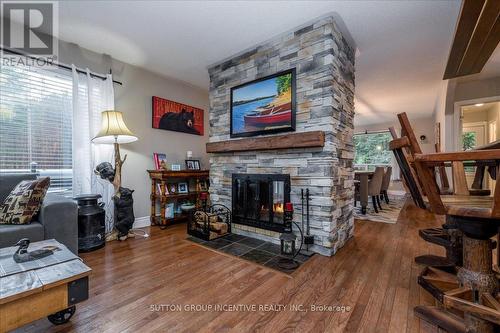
{"left": 147, "top": 170, "right": 209, "bottom": 227}
{"left": 0, "top": 239, "right": 91, "bottom": 332}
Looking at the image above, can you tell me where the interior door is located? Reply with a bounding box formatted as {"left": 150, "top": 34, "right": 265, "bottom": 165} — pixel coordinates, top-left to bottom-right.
{"left": 488, "top": 121, "right": 497, "bottom": 191}
{"left": 462, "top": 123, "right": 486, "bottom": 188}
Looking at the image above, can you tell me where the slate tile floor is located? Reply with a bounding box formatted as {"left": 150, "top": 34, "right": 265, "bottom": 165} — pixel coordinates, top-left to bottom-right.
{"left": 186, "top": 234, "right": 313, "bottom": 273}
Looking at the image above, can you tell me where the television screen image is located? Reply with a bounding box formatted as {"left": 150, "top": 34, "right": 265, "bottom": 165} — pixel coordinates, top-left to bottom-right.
{"left": 230, "top": 69, "right": 296, "bottom": 138}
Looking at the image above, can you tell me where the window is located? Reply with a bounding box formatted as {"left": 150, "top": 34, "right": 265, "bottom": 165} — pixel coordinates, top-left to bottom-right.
{"left": 0, "top": 64, "right": 73, "bottom": 194}
{"left": 353, "top": 131, "right": 392, "bottom": 170}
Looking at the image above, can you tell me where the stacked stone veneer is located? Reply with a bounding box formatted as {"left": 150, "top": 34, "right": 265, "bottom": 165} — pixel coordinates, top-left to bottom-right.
{"left": 207, "top": 16, "right": 355, "bottom": 256}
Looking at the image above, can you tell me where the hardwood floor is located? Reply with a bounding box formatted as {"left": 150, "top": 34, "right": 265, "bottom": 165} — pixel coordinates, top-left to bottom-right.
{"left": 16, "top": 200, "right": 446, "bottom": 333}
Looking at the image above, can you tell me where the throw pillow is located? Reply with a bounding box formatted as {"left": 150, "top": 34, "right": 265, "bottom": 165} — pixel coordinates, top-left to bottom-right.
{"left": 0, "top": 177, "right": 50, "bottom": 224}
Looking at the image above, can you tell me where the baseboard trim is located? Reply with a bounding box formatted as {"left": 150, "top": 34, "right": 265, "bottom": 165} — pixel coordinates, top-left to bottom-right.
{"left": 133, "top": 216, "right": 151, "bottom": 229}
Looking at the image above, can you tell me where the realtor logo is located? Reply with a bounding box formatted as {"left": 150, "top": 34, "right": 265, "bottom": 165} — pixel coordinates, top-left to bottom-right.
{"left": 1, "top": 1, "right": 58, "bottom": 57}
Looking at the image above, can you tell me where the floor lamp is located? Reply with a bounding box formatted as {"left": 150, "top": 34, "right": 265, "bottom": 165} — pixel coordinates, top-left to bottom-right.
{"left": 92, "top": 110, "right": 138, "bottom": 194}
{"left": 92, "top": 110, "right": 138, "bottom": 240}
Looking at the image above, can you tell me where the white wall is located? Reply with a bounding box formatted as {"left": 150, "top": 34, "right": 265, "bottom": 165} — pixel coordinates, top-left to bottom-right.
{"left": 454, "top": 77, "right": 500, "bottom": 102}
{"left": 434, "top": 76, "right": 500, "bottom": 152}
{"left": 57, "top": 42, "right": 209, "bottom": 220}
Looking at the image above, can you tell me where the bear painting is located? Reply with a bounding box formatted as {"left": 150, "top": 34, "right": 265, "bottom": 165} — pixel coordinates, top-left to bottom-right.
{"left": 152, "top": 96, "right": 204, "bottom": 136}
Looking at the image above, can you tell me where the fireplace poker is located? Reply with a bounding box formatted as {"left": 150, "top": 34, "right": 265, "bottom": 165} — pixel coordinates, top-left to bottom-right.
{"left": 301, "top": 189, "right": 305, "bottom": 239}
{"left": 304, "top": 188, "right": 314, "bottom": 252}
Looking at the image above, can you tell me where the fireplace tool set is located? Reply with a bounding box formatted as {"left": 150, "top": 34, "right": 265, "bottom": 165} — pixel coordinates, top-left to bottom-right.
{"left": 277, "top": 188, "right": 315, "bottom": 269}
{"left": 301, "top": 189, "right": 314, "bottom": 255}
{"left": 278, "top": 203, "right": 303, "bottom": 270}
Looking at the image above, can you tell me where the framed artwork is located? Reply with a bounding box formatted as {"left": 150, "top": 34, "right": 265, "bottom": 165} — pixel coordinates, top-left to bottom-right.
{"left": 152, "top": 96, "right": 204, "bottom": 136}
{"left": 185, "top": 160, "right": 200, "bottom": 170}
{"left": 168, "top": 183, "right": 177, "bottom": 194}
{"left": 178, "top": 182, "right": 189, "bottom": 193}
{"left": 435, "top": 122, "right": 441, "bottom": 151}
{"left": 165, "top": 203, "right": 175, "bottom": 218}
{"left": 171, "top": 164, "right": 181, "bottom": 171}
{"left": 153, "top": 153, "right": 167, "bottom": 170}
{"left": 199, "top": 180, "right": 208, "bottom": 192}
{"left": 230, "top": 68, "right": 296, "bottom": 138}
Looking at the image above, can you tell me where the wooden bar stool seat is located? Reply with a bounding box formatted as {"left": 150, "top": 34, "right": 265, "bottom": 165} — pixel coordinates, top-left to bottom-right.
{"left": 411, "top": 149, "right": 500, "bottom": 332}
{"left": 391, "top": 115, "right": 497, "bottom": 269}
{"left": 393, "top": 112, "right": 500, "bottom": 332}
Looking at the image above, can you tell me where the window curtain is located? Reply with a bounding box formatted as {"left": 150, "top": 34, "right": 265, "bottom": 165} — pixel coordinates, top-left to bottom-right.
{"left": 72, "top": 66, "right": 115, "bottom": 233}
{"left": 391, "top": 154, "right": 400, "bottom": 181}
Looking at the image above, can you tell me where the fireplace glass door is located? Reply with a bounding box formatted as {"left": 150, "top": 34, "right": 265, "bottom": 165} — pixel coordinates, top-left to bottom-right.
{"left": 232, "top": 174, "right": 290, "bottom": 232}
{"left": 272, "top": 181, "right": 285, "bottom": 224}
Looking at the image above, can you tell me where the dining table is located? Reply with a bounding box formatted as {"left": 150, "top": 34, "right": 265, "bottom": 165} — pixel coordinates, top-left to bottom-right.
{"left": 354, "top": 170, "right": 375, "bottom": 214}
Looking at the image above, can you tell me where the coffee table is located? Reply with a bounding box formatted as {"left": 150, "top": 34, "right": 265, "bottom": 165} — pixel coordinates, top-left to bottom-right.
{"left": 0, "top": 239, "right": 91, "bottom": 332}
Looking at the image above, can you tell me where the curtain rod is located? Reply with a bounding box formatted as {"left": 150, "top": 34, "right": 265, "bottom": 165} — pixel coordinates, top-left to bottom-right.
{"left": 1, "top": 47, "right": 123, "bottom": 86}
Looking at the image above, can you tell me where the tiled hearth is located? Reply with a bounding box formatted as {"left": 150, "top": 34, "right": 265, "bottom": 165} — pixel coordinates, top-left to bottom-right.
{"left": 187, "top": 234, "right": 312, "bottom": 273}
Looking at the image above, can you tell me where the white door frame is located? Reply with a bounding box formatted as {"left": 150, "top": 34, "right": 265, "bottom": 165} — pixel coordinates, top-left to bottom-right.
{"left": 453, "top": 96, "right": 500, "bottom": 151}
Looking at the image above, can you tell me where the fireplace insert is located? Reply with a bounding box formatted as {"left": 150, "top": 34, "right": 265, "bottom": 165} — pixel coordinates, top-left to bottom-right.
{"left": 232, "top": 173, "right": 291, "bottom": 232}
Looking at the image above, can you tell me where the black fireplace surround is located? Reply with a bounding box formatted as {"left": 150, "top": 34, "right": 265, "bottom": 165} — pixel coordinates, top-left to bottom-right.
{"left": 232, "top": 173, "right": 291, "bottom": 232}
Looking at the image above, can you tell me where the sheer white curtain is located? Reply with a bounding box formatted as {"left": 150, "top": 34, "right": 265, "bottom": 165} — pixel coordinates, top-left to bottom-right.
{"left": 72, "top": 66, "right": 115, "bottom": 232}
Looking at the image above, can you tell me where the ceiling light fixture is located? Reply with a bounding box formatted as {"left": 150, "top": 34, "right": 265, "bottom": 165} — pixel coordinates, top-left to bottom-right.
{"left": 475, "top": 103, "right": 484, "bottom": 107}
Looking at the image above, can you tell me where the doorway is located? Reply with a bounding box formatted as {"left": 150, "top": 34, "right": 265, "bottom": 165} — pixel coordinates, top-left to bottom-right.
{"left": 460, "top": 101, "right": 500, "bottom": 190}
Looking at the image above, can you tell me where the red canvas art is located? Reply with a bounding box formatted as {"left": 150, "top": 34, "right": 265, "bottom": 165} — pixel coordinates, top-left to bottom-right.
{"left": 152, "top": 96, "right": 204, "bottom": 136}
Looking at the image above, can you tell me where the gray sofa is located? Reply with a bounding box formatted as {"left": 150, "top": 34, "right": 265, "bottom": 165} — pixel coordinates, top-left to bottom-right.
{"left": 0, "top": 174, "right": 78, "bottom": 254}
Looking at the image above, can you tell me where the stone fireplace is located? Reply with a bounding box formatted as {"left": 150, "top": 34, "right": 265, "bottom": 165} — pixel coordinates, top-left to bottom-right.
{"left": 207, "top": 16, "right": 355, "bottom": 256}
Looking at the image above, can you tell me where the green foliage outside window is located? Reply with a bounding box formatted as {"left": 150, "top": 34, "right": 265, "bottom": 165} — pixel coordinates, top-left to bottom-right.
{"left": 462, "top": 131, "right": 477, "bottom": 173}
{"left": 462, "top": 132, "right": 476, "bottom": 151}
{"left": 354, "top": 132, "right": 392, "bottom": 168}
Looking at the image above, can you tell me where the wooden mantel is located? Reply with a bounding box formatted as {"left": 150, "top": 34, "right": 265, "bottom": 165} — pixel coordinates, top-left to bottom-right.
{"left": 206, "top": 131, "right": 325, "bottom": 153}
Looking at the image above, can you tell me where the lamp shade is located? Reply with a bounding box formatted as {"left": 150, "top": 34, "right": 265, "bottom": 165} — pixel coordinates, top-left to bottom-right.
{"left": 92, "top": 110, "right": 138, "bottom": 144}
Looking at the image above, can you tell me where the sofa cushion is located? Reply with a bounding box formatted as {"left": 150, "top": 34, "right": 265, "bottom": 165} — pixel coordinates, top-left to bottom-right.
{"left": 0, "top": 222, "right": 44, "bottom": 248}
{"left": 0, "top": 177, "right": 50, "bottom": 224}
{"left": 0, "top": 173, "right": 37, "bottom": 203}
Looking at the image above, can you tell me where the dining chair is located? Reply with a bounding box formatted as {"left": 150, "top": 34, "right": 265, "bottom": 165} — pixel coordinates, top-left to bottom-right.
{"left": 355, "top": 167, "right": 385, "bottom": 214}
{"left": 370, "top": 167, "right": 385, "bottom": 212}
{"left": 379, "top": 166, "right": 392, "bottom": 204}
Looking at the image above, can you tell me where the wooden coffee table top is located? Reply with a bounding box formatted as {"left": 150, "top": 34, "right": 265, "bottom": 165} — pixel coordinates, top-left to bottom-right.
{"left": 0, "top": 239, "right": 91, "bottom": 304}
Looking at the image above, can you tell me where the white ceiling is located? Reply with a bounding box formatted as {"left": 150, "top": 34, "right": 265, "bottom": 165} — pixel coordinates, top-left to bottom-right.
{"left": 53, "top": 0, "right": 465, "bottom": 126}
{"left": 462, "top": 101, "right": 498, "bottom": 113}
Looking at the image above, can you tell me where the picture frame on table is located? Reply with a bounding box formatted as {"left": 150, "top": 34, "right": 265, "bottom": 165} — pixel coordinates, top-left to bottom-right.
{"left": 168, "top": 183, "right": 177, "bottom": 194}
{"left": 185, "top": 160, "right": 200, "bottom": 170}
{"left": 153, "top": 153, "right": 167, "bottom": 170}
{"left": 177, "top": 182, "right": 189, "bottom": 193}
{"left": 165, "top": 203, "right": 175, "bottom": 218}
{"left": 199, "top": 180, "right": 208, "bottom": 192}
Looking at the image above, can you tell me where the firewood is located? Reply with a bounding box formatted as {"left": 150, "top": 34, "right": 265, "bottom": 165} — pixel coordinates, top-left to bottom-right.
{"left": 210, "top": 222, "right": 228, "bottom": 234}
